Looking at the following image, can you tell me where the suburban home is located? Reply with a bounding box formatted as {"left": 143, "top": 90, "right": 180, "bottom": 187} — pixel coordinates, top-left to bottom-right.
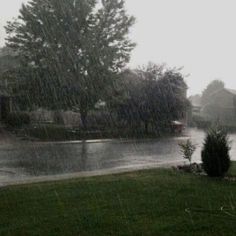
{"left": 201, "top": 88, "right": 236, "bottom": 125}
{"left": 189, "top": 95, "right": 202, "bottom": 116}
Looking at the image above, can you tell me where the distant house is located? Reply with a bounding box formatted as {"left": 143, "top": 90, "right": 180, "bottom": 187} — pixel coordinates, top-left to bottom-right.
{"left": 201, "top": 88, "right": 236, "bottom": 125}
{"left": 189, "top": 94, "right": 202, "bottom": 116}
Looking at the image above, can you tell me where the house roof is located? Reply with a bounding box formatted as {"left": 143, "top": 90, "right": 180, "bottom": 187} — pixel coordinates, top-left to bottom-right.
{"left": 208, "top": 88, "right": 236, "bottom": 98}
{"left": 188, "top": 95, "right": 201, "bottom": 107}
{"left": 201, "top": 88, "right": 236, "bottom": 110}
{"left": 225, "top": 88, "right": 236, "bottom": 96}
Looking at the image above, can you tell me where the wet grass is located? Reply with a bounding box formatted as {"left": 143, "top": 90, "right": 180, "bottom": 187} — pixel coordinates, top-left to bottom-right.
{"left": 18, "top": 124, "right": 173, "bottom": 141}
{"left": 228, "top": 161, "right": 236, "bottom": 176}
{"left": 0, "top": 167, "right": 236, "bottom": 236}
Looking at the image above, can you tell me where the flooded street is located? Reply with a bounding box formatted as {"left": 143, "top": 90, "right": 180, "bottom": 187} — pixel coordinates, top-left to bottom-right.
{"left": 0, "top": 128, "right": 235, "bottom": 184}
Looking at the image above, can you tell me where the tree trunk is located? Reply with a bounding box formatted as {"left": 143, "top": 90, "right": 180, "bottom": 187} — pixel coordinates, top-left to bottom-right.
{"left": 53, "top": 110, "right": 64, "bottom": 125}
{"left": 80, "top": 110, "right": 88, "bottom": 130}
{"left": 145, "top": 121, "right": 149, "bottom": 134}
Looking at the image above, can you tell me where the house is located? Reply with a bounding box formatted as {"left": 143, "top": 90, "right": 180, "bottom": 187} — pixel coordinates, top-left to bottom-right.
{"left": 189, "top": 95, "right": 202, "bottom": 116}
{"left": 201, "top": 88, "right": 236, "bottom": 125}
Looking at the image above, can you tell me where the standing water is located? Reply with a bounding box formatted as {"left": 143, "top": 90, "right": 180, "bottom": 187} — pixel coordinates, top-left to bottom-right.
{"left": 0, "top": 128, "right": 235, "bottom": 184}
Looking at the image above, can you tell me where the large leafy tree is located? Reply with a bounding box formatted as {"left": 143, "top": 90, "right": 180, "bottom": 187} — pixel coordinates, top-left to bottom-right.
{"left": 109, "top": 63, "right": 189, "bottom": 134}
{"left": 5, "top": 0, "right": 135, "bottom": 128}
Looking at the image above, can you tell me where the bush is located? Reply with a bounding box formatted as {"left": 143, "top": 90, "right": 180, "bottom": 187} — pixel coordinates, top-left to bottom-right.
{"left": 86, "top": 110, "right": 114, "bottom": 130}
{"left": 5, "top": 112, "right": 30, "bottom": 128}
{"left": 179, "top": 139, "right": 196, "bottom": 164}
{"left": 53, "top": 111, "right": 65, "bottom": 125}
{"left": 24, "top": 125, "right": 73, "bottom": 141}
{"left": 201, "top": 126, "right": 231, "bottom": 177}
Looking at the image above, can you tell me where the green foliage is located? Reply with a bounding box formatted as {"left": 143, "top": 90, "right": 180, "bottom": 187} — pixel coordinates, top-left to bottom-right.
{"left": 0, "top": 169, "right": 236, "bottom": 235}
{"left": 23, "top": 125, "right": 75, "bottom": 141}
{"left": 53, "top": 111, "right": 65, "bottom": 125}
{"left": 23, "top": 124, "right": 114, "bottom": 141}
{"left": 86, "top": 110, "right": 113, "bottom": 130}
{"left": 201, "top": 126, "right": 231, "bottom": 177}
{"left": 5, "top": 112, "right": 30, "bottom": 128}
{"left": 5, "top": 0, "right": 135, "bottom": 127}
{"left": 108, "top": 63, "right": 189, "bottom": 134}
{"left": 179, "top": 139, "right": 196, "bottom": 164}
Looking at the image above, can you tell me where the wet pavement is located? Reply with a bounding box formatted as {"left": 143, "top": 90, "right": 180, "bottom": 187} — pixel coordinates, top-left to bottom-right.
{"left": 0, "top": 128, "right": 235, "bottom": 185}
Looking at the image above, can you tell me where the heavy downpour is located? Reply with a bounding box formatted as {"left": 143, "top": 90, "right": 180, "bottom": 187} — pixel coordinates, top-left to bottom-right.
{"left": 0, "top": 0, "right": 236, "bottom": 235}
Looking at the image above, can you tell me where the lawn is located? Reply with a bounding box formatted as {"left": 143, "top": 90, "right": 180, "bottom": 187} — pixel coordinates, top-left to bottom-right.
{"left": 0, "top": 166, "right": 236, "bottom": 236}
{"left": 228, "top": 161, "right": 236, "bottom": 176}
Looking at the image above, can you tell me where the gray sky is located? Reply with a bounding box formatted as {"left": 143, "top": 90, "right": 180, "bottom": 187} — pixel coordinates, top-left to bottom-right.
{"left": 1, "top": 0, "right": 236, "bottom": 95}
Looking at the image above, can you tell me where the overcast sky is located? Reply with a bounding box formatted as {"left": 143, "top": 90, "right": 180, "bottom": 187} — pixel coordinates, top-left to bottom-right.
{"left": 1, "top": 0, "right": 236, "bottom": 95}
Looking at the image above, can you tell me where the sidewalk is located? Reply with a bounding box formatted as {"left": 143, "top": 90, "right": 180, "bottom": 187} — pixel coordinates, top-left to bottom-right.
{"left": 0, "top": 160, "right": 184, "bottom": 188}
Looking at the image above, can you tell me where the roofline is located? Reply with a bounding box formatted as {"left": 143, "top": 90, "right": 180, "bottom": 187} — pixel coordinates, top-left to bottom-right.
{"left": 209, "top": 88, "right": 236, "bottom": 98}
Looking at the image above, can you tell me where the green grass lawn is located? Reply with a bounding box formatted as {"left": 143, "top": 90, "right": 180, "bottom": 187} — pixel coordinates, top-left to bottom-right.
{"left": 228, "top": 161, "right": 236, "bottom": 176}
{"left": 0, "top": 166, "right": 236, "bottom": 236}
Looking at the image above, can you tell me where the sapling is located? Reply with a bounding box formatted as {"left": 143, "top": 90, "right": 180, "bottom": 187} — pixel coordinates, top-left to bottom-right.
{"left": 179, "top": 139, "right": 196, "bottom": 164}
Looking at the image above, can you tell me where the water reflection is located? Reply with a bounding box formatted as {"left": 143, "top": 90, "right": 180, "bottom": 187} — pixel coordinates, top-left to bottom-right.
{"left": 0, "top": 128, "right": 234, "bottom": 182}
{"left": 80, "top": 140, "right": 88, "bottom": 171}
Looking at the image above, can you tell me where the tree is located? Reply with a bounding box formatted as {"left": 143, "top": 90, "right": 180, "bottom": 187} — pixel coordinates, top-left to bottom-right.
{"left": 108, "top": 63, "right": 189, "bottom": 134}
{"left": 201, "top": 126, "right": 231, "bottom": 177}
{"left": 5, "top": 0, "right": 135, "bottom": 129}
{"left": 201, "top": 80, "right": 225, "bottom": 106}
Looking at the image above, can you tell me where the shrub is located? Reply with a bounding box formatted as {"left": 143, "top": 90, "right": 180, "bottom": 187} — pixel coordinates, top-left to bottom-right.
{"left": 179, "top": 139, "right": 196, "bottom": 164}
{"left": 5, "top": 112, "right": 30, "bottom": 128}
{"left": 53, "top": 111, "right": 65, "bottom": 125}
{"left": 86, "top": 111, "right": 114, "bottom": 130}
{"left": 25, "top": 125, "right": 73, "bottom": 141}
{"left": 201, "top": 126, "right": 231, "bottom": 177}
